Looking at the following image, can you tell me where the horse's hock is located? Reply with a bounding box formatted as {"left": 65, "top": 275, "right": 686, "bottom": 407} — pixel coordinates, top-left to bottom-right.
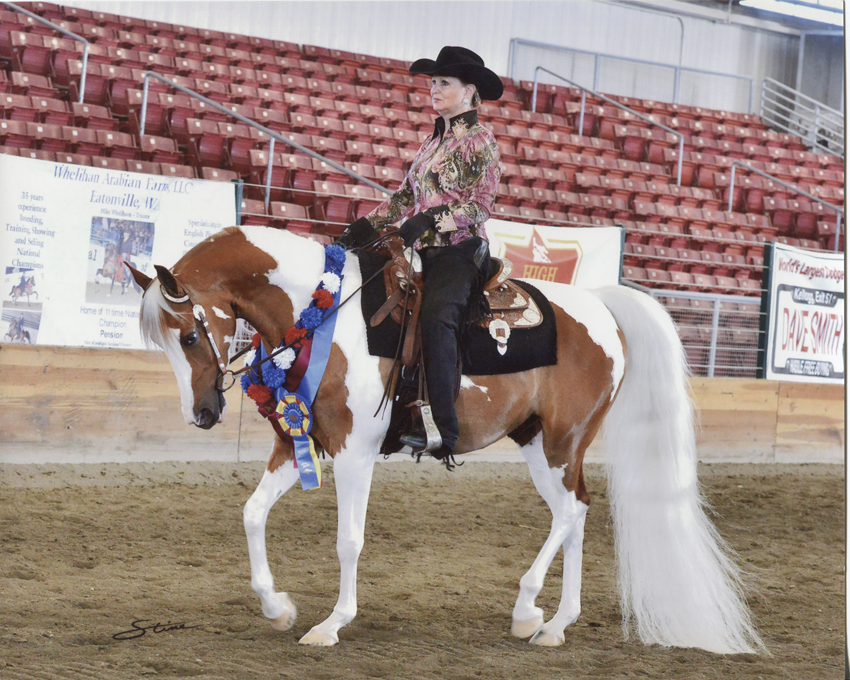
{"left": 0, "top": 344, "right": 843, "bottom": 465}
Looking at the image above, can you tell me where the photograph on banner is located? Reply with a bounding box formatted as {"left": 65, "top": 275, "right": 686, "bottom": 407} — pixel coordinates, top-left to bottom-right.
{"left": 763, "top": 242, "right": 844, "bottom": 384}
{"left": 4, "top": 265, "right": 43, "bottom": 310}
{"left": 1, "top": 305, "right": 39, "bottom": 344}
{"left": 0, "top": 154, "right": 236, "bottom": 349}
{"left": 86, "top": 216, "right": 154, "bottom": 305}
{"left": 485, "top": 219, "right": 623, "bottom": 288}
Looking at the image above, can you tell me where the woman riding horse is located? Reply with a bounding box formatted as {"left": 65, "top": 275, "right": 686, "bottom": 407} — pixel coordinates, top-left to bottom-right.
{"left": 338, "top": 46, "right": 503, "bottom": 463}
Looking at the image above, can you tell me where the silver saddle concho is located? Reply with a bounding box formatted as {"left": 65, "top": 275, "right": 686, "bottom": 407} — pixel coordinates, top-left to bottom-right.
{"left": 479, "top": 258, "right": 544, "bottom": 355}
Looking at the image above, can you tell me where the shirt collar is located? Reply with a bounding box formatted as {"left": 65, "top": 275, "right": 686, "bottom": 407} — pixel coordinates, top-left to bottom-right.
{"left": 432, "top": 109, "right": 479, "bottom": 140}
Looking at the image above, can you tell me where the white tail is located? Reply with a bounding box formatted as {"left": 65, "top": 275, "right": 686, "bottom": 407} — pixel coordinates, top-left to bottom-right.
{"left": 592, "top": 285, "right": 765, "bottom": 655}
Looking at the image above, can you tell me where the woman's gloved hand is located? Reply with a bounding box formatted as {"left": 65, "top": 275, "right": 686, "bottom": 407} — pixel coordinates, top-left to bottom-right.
{"left": 399, "top": 212, "right": 436, "bottom": 248}
{"left": 334, "top": 216, "right": 378, "bottom": 249}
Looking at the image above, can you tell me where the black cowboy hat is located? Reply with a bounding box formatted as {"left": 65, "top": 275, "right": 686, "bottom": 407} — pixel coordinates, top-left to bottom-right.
{"left": 409, "top": 46, "right": 504, "bottom": 101}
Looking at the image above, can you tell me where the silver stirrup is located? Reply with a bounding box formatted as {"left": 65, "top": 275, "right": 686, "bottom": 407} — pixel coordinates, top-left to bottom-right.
{"left": 419, "top": 404, "right": 443, "bottom": 452}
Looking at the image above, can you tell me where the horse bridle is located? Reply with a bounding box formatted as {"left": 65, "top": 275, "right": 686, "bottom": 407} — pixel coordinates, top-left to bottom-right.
{"left": 155, "top": 234, "right": 397, "bottom": 395}
{"left": 159, "top": 285, "right": 238, "bottom": 392}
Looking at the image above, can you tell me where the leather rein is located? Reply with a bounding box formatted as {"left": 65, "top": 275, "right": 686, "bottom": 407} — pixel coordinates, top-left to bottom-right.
{"left": 158, "top": 233, "right": 398, "bottom": 394}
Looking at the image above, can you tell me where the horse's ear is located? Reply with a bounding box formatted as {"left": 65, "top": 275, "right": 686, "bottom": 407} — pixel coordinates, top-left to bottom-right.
{"left": 125, "top": 262, "right": 153, "bottom": 292}
{"left": 154, "top": 265, "right": 182, "bottom": 298}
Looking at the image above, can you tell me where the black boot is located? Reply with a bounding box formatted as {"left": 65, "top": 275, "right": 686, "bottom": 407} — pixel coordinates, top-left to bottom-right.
{"left": 406, "top": 239, "right": 487, "bottom": 461}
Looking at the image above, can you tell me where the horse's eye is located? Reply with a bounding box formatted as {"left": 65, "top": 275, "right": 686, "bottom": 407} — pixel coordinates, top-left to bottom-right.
{"left": 181, "top": 330, "right": 199, "bottom": 347}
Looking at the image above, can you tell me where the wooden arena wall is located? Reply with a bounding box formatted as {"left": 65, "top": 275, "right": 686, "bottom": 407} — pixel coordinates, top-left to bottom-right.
{"left": 0, "top": 345, "right": 844, "bottom": 465}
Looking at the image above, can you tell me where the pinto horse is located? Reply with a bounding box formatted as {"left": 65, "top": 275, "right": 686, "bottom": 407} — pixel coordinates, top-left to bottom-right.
{"left": 130, "top": 226, "right": 763, "bottom": 654}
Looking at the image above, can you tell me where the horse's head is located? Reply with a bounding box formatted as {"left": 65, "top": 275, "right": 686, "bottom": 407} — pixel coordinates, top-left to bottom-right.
{"left": 129, "top": 263, "right": 233, "bottom": 430}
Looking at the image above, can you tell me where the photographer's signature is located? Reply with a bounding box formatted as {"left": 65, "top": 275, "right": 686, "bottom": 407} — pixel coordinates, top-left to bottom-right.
{"left": 113, "top": 619, "right": 204, "bottom": 641}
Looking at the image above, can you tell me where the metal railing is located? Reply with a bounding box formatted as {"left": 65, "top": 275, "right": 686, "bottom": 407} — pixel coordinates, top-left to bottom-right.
{"left": 619, "top": 281, "right": 764, "bottom": 379}
{"left": 511, "top": 38, "right": 755, "bottom": 113}
{"left": 727, "top": 160, "right": 844, "bottom": 252}
{"left": 760, "top": 77, "right": 844, "bottom": 158}
{"left": 137, "top": 72, "right": 392, "bottom": 209}
{"left": 530, "top": 66, "right": 685, "bottom": 186}
{"left": 657, "top": 290, "right": 763, "bottom": 379}
{"left": 1, "top": 0, "right": 90, "bottom": 104}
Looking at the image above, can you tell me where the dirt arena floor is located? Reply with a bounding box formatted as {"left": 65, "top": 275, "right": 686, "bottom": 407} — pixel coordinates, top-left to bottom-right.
{"left": 0, "top": 460, "right": 843, "bottom": 680}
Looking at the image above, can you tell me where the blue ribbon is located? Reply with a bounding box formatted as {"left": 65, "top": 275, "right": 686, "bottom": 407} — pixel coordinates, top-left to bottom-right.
{"left": 273, "top": 254, "right": 344, "bottom": 491}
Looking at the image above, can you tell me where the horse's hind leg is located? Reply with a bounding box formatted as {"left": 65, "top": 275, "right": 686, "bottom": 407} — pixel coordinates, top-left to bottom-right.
{"left": 243, "top": 437, "right": 301, "bottom": 631}
{"left": 511, "top": 433, "right": 588, "bottom": 646}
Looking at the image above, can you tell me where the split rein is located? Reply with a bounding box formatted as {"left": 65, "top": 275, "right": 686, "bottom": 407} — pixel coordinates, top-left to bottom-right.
{"left": 162, "top": 233, "right": 399, "bottom": 394}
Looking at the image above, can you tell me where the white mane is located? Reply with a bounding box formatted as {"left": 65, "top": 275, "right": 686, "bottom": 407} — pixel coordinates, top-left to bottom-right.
{"left": 139, "top": 283, "right": 190, "bottom": 354}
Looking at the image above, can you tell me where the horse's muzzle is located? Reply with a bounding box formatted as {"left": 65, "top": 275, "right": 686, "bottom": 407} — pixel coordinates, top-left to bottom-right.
{"left": 194, "top": 392, "right": 227, "bottom": 429}
{"left": 194, "top": 407, "right": 218, "bottom": 429}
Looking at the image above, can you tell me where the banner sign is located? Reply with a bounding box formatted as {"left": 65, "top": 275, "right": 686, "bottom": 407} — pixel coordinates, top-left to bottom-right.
{"left": 485, "top": 219, "right": 623, "bottom": 288}
{"left": 1, "top": 154, "right": 236, "bottom": 349}
{"left": 762, "top": 242, "right": 844, "bottom": 384}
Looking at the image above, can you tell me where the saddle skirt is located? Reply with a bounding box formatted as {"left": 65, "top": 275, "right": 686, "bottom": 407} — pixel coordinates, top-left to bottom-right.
{"left": 369, "top": 237, "right": 543, "bottom": 358}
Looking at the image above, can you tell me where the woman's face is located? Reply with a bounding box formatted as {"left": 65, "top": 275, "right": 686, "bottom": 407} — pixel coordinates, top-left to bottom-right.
{"left": 430, "top": 76, "right": 473, "bottom": 119}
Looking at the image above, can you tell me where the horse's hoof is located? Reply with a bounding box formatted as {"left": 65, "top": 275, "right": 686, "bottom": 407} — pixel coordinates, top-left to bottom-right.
{"left": 298, "top": 628, "right": 338, "bottom": 646}
{"left": 266, "top": 592, "right": 297, "bottom": 631}
{"left": 269, "top": 613, "right": 295, "bottom": 631}
{"left": 511, "top": 615, "right": 545, "bottom": 639}
{"left": 529, "top": 627, "right": 565, "bottom": 647}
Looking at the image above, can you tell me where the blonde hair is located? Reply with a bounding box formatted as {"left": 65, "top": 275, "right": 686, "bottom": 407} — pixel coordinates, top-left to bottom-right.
{"left": 461, "top": 81, "right": 481, "bottom": 109}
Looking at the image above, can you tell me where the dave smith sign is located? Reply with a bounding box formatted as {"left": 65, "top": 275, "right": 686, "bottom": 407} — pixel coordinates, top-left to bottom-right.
{"left": 485, "top": 220, "right": 622, "bottom": 288}
{"left": 763, "top": 242, "right": 844, "bottom": 384}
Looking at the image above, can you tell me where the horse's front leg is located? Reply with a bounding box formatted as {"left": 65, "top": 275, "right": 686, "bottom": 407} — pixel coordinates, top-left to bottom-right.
{"left": 299, "top": 448, "right": 376, "bottom": 646}
{"left": 244, "top": 438, "right": 301, "bottom": 631}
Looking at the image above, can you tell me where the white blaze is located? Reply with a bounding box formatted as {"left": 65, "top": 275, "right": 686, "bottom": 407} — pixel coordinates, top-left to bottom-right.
{"left": 165, "top": 327, "right": 196, "bottom": 425}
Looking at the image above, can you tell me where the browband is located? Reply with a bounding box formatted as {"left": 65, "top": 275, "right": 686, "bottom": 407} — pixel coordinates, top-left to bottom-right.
{"left": 160, "top": 285, "right": 190, "bottom": 304}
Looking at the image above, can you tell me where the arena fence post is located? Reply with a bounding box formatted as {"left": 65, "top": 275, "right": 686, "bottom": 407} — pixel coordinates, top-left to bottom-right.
{"left": 234, "top": 179, "right": 244, "bottom": 224}
{"left": 264, "top": 137, "right": 276, "bottom": 212}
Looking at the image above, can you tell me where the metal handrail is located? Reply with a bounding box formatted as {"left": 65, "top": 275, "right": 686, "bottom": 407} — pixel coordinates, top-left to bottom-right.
{"left": 531, "top": 66, "right": 685, "bottom": 185}
{"left": 1, "top": 1, "right": 89, "bottom": 104}
{"left": 511, "top": 37, "right": 755, "bottom": 113}
{"left": 138, "top": 72, "right": 393, "bottom": 207}
{"left": 727, "top": 160, "right": 844, "bottom": 252}
{"left": 760, "top": 78, "right": 844, "bottom": 158}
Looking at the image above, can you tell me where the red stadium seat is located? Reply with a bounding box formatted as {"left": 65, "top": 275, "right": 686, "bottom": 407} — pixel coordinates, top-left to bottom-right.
{"left": 270, "top": 201, "right": 313, "bottom": 233}
{"left": 160, "top": 163, "right": 196, "bottom": 179}
{"left": 92, "top": 156, "right": 127, "bottom": 171}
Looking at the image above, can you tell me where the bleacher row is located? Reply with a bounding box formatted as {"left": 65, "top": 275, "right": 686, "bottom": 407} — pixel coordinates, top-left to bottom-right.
{"left": 0, "top": 2, "right": 845, "bottom": 304}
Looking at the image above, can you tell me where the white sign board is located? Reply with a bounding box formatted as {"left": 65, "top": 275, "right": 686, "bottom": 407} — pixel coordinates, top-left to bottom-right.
{"left": 1, "top": 154, "right": 236, "bottom": 349}
{"left": 763, "top": 242, "right": 845, "bottom": 384}
{"left": 485, "top": 219, "right": 623, "bottom": 287}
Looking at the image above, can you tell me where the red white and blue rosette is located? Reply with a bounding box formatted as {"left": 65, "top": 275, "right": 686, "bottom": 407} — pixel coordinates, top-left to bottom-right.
{"left": 276, "top": 392, "right": 313, "bottom": 437}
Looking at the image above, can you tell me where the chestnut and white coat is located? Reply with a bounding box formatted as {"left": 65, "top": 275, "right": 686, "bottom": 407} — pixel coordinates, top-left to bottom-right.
{"left": 133, "top": 226, "right": 764, "bottom": 655}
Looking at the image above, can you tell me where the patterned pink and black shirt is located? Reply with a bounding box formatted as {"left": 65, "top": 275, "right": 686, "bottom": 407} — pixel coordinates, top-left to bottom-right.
{"left": 366, "top": 109, "right": 501, "bottom": 248}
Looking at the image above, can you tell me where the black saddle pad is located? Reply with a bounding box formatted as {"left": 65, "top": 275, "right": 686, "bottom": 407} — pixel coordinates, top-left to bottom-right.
{"left": 358, "top": 250, "right": 558, "bottom": 376}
